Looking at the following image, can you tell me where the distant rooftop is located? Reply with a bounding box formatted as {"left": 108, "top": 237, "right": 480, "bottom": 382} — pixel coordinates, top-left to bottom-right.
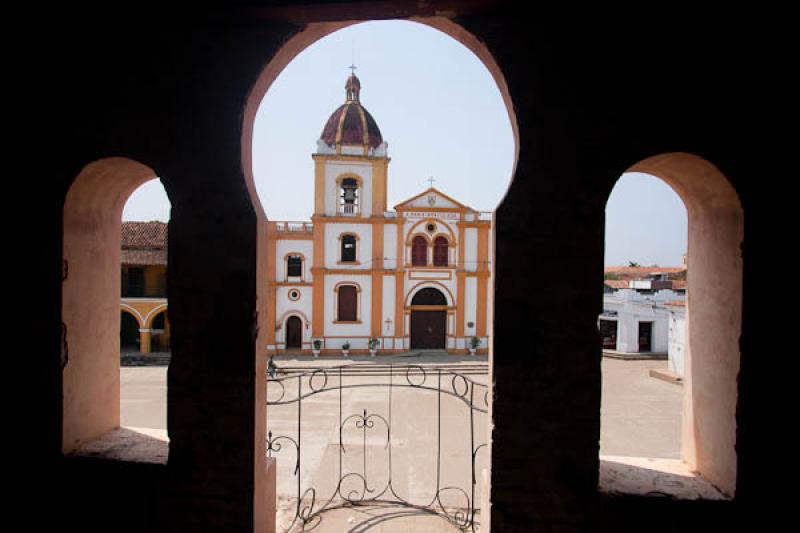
{"left": 604, "top": 266, "right": 685, "bottom": 281}
{"left": 122, "top": 222, "right": 167, "bottom": 265}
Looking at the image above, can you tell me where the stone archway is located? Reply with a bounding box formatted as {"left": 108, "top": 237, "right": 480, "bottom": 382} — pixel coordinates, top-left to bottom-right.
{"left": 62, "top": 158, "right": 159, "bottom": 452}
{"left": 623, "top": 152, "right": 743, "bottom": 495}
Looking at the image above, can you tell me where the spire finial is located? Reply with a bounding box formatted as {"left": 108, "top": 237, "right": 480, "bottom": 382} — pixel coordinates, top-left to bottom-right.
{"left": 345, "top": 65, "right": 361, "bottom": 103}
{"left": 427, "top": 176, "right": 436, "bottom": 188}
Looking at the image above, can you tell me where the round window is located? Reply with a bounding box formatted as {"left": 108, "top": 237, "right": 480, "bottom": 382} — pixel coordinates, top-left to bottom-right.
{"left": 426, "top": 223, "right": 436, "bottom": 233}
{"left": 288, "top": 290, "right": 301, "bottom": 301}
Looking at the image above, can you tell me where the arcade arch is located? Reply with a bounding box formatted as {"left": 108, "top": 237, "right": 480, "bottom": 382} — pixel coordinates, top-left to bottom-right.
{"left": 62, "top": 158, "right": 170, "bottom": 452}
{"left": 601, "top": 153, "right": 742, "bottom": 497}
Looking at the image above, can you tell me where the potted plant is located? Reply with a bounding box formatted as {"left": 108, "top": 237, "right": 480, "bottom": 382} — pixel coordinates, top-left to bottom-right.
{"left": 468, "top": 336, "right": 481, "bottom": 355}
{"left": 312, "top": 339, "right": 322, "bottom": 357}
{"left": 341, "top": 341, "right": 350, "bottom": 357}
{"left": 368, "top": 338, "right": 380, "bottom": 357}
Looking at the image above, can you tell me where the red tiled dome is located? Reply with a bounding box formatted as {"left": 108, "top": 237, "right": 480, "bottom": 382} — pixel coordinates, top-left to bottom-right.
{"left": 320, "top": 74, "right": 383, "bottom": 150}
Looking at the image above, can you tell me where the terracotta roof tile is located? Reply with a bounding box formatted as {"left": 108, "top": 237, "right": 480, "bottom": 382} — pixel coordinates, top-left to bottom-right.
{"left": 122, "top": 222, "right": 167, "bottom": 265}
{"left": 122, "top": 249, "right": 167, "bottom": 266}
{"left": 122, "top": 221, "right": 167, "bottom": 248}
{"left": 604, "top": 280, "right": 630, "bottom": 289}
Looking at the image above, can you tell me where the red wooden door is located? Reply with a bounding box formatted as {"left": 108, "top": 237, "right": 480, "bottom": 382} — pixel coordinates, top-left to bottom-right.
{"left": 410, "top": 311, "right": 446, "bottom": 349}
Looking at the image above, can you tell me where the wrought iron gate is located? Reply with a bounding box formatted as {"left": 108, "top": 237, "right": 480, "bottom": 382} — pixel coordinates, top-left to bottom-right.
{"left": 267, "top": 362, "right": 489, "bottom": 532}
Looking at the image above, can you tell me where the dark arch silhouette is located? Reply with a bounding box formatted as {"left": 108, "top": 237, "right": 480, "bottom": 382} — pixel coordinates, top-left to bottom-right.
{"left": 411, "top": 287, "right": 447, "bottom": 306}
{"left": 120, "top": 311, "right": 140, "bottom": 350}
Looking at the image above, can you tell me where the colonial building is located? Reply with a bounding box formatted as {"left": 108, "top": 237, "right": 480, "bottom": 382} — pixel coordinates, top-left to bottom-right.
{"left": 265, "top": 74, "right": 492, "bottom": 355}
{"left": 120, "top": 221, "right": 170, "bottom": 354}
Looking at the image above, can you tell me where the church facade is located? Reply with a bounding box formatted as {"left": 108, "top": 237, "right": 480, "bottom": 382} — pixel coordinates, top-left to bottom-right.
{"left": 265, "top": 74, "right": 491, "bottom": 355}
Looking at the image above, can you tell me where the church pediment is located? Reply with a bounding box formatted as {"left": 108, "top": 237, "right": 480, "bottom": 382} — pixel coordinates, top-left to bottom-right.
{"left": 394, "top": 188, "right": 470, "bottom": 211}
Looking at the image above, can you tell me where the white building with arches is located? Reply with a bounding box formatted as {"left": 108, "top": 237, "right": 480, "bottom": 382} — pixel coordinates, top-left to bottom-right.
{"left": 265, "top": 74, "right": 491, "bottom": 355}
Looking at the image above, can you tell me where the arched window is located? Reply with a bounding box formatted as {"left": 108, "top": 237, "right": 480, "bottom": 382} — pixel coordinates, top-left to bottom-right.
{"left": 341, "top": 235, "right": 357, "bottom": 262}
{"left": 287, "top": 255, "right": 302, "bottom": 277}
{"left": 337, "top": 285, "right": 358, "bottom": 322}
{"left": 412, "top": 236, "right": 428, "bottom": 266}
{"left": 340, "top": 177, "right": 359, "bottom": 215}
{"left": 433, "top": 236, "right": 449, "bottom": 266}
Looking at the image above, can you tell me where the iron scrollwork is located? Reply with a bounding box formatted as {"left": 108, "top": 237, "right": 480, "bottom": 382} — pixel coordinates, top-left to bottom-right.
{"left": 266, "top": 362, "right": 489, "bottom": 531}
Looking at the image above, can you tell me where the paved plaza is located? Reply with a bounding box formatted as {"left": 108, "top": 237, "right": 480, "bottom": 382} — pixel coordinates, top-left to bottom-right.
{"left": 121, "top": 357, "right": 683, "bottom": 457}
{"left": 121, "top": 356, "right": 685, "bottom": 531}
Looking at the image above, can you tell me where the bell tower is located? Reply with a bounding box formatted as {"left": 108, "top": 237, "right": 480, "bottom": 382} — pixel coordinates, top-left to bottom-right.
{"left": 313, "top": 72, "right": 390, "bottom": 218}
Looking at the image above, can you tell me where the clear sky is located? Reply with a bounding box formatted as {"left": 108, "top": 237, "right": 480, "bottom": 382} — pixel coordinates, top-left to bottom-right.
{"left": 604, "top": 173, "right": 687, "bottom": 266}
{"left": 122, "top": 20, "right": 687, "bottom": 267}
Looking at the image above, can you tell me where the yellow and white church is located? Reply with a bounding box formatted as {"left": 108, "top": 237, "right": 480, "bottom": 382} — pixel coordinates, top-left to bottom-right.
{"left": 265, "top": 74, "right": 491, "bottom": 355}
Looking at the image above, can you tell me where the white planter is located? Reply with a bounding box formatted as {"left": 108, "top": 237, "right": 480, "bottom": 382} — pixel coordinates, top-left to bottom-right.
{"left": 312, "top": 349, "right": 320, "bottom": 357}
{"left": 369, "top": 349, "right": 377, "bottom": 357}
{"left": 469, "top": 348, "right": 476, "bottom": 356}
{"left": 342, "top": 350, "right": 350, "bottom": 357}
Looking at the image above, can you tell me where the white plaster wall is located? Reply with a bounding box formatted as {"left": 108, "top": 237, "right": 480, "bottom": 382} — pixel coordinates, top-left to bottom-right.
{"left": 324, "top": 274, "right": 372, "bottom": 345}
{"left": 324, "top": 223, "right": 372, "bottom": 268}
{"left": 603, "top": 298, "right": 670, "bottom": 353}
{"left": 275, "top": 239, "right": 313, "bottom": 281}
{"left": 275, "top": 286, "right": 313, "bottom": 344}
{"left": 382, "top": 275, "right": 396, "bottom": 337}
{"left": 465, "top": 276, "right": 478, "bottom": 337}
{"left": 340, "top": 145, "right": 364, "bottom": 156}
{"left": 324, "top": 161, "right": 374, "bottom": 217}
{"left": 668, "top": 311, "right": 686, "bottom": 376}
{"left": 464, "top": 228, "right": 478, "bottom": 272}
{"left": 405, "top": 192, "right": 458, "bottom": 208}
{"left": 383, "top": 224, "right": 397, "bottom": 269}
{"left": 402, "top": 219, "right": 414, "bottom": 264}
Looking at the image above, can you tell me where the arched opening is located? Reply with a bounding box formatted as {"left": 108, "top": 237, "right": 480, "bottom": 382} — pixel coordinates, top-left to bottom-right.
{"left": 600, "top": 154, "right": 743, "bottom": 498}
{"left": 410, "top": 287, "right": 448, "bottom": 349}
{"left": 411, "top": 287, "right": 448, "bottom": 306}
{"left": 411, "top": 235, "right": 428, "bottom": 266}
{"left": 120, "top": 310, "right": 140, "bottom": 351}
{"left": 339, "top": 177, "right": 360, "bottom": 215}
{"left": 433, "top": 236, "right": 449, "bottom": 266}
{"left": 286, "top": 255, "right": 303, "bottom": 278}
{"left": 336, "top": 284, "right": 358, "bottom": 322}
{"left": 62, "top": 158, "right": 170, "bottom": 454}
{"left": 285, "top": 315, "right": 303, "bottom": 349}
{"left": 244, "top": 18, "right": 517, "bottom": 529}
{"left": 340, "top": 234, "right": 357, "bottom": 263}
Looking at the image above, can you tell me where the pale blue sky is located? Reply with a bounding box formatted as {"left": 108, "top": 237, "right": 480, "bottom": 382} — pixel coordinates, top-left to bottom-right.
{"left": 122, "top": 20, "right": 686, "bottom": 267}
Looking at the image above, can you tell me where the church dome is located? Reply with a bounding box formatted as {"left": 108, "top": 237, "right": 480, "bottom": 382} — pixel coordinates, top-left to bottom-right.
{"left": 319, "top": 73, "right": 385, "bottom": 154}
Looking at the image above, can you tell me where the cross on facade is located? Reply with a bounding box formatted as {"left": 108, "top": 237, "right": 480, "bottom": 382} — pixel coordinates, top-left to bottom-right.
{"left": 349, "top": 64, "right": 357, "bottom": 75}
{"left": 427, "top": 176, "right": 436, "bottom": 188}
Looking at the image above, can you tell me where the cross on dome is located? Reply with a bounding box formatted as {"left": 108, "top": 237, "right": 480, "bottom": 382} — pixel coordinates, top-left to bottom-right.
{"left": 345, "top": 66, "right": 361, "bottom": 103}
{"left": 319, "top": 70, "right": 385, "bottom": 154}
